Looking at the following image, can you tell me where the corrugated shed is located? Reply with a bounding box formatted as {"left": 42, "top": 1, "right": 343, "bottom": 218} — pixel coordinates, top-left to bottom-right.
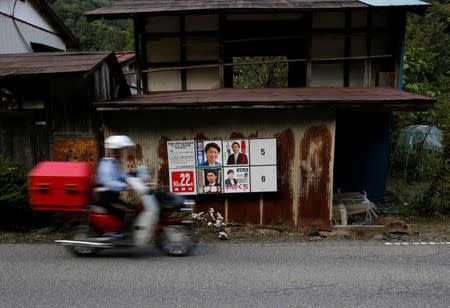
{"left": 0, "top": 52, "right": 111, "bottom": 76}
{"left": 101, "top": 109, "right": 335, "bottom": 229}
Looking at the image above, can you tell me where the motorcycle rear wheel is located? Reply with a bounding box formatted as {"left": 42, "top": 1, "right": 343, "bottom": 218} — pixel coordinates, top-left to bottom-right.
{"left": 159, "top": 225, "right": 195, "bottom": 256}
{"left": 66, "top": 223, "right": 99, "bottom": 257}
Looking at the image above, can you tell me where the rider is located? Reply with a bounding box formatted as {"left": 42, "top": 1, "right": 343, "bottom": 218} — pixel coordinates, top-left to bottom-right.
{"left": 96, "top": 135, "right": 137, "bottom": 238}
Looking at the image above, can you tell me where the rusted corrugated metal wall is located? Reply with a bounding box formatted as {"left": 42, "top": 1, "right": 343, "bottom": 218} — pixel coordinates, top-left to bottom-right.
{"left": 102, "top": 109, "right": 335, "bottom": 230}
{"left": 51, "top": 139, "right": 99, "bottom": 166}
{"left": 299, "top": 125, "right": 334, "bottom": 230}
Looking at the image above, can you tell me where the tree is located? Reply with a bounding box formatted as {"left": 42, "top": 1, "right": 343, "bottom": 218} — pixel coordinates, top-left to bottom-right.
{"left": 47, "top": 0, "right": 134, "bottom": 51}
{"left": 393, "top": 0, "right": 450, "bottom": 214}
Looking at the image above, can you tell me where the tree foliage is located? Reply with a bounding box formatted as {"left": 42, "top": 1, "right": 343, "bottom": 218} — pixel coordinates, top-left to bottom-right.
{"left": 46, "top": 0, "right": 134, "bottom": 51}
{"left": 0, "top": 157, "right": 27, "bottom": 206}
{"left": 392, "top": 0, "right": 450, "bottom": 214}
{"left": 233, "top": 57, "right": 288, "bottom": 88}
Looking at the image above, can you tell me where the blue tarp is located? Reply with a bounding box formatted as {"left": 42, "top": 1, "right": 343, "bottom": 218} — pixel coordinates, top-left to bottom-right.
{"left": 396, "top": 125, "right": 443, "bottom": 152}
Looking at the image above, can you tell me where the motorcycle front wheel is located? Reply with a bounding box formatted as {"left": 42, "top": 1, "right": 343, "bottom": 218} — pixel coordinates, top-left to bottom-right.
{"left": 159, "top": 225, "right": 195, "bottom": 256}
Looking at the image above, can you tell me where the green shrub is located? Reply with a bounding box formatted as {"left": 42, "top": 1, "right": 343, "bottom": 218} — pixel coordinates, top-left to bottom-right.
{"left": 0, "top": 157, "right": 28, "bottom": 206}
{"left": 0, "top": 157, "right": 30, "bottom": 230}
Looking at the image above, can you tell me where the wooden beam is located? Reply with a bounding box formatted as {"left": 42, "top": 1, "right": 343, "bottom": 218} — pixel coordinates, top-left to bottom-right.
{"left": 142, "top": 55, "right": 392, "bottom": 73}
{"left": 364, "top": 9, "right": 373, "bottom": 87}
{"left": 180, "top": 15, "right": 187, "bottom": 91}
{"left": 306, "top": 12, "right": 312, "bottom": 87}
{"left": 218, "top": 14, "right": 225, "bottom": 88}
{"left": 344, "top": 9, "right": 351, "bottom": 87}
{"left": 134, "top": 17, "right": 143, "bottom": 95}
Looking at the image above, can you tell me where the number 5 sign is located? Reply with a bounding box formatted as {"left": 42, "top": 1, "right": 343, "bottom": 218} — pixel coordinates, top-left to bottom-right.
{"left": 169, "top": 169, "right": 197, "bottom": 195}
{"left": 250, "top": 139, "right": 277, "bottom": 165}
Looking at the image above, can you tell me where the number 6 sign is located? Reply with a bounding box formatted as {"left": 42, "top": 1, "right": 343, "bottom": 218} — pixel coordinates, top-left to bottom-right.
{"left": 250, "top": 166, "right": 277, "bottom": 192}
{"left": 169, "top": 169, "right": 197, "bottom": 195}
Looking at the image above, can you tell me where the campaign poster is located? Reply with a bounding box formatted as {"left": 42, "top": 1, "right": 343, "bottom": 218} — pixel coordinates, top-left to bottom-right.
{"left": 223, "top": 167, "right": 250, "bottom": 193}
{"left": 195, "top": 140, "right": 223, "bottom": 167}
{"left": 169, "top": 169, "right": 197, "bottom": 195}
{"left": 222, "top": 140, "right": 249, "bottom": 166}
{"left": 167, "top": 141, "right": 196, "bottom": 168}
{"left": 197, "top": 167, "right": 222, "bottom": 194}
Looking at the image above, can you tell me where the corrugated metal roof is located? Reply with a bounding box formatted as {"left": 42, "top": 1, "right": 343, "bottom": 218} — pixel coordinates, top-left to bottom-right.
{"left": 95, "top": 88, "right": 435, "bottom": 111}
{"left": 358, "top": 0, "right": 428, "bottom": 6}
{"left": 115, "top": 51, "right": 135, "bottom": 64}
{"left": 0, "top": 52, "right": 111, "bottom": 77}
{"left": 87, "top": 0, "right": 368, "bottom": 17}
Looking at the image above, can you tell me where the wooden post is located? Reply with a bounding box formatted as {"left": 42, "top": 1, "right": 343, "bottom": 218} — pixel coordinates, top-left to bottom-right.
{"left": 134, "top": 17, "right": 143, "bottom": 94}
{"left": 306, "top": 12, "right": 312, "bottom": 87}
{"left": 394, "top": 9, "right": 406, "bottom": 89}
{"left": 364, "top": 9, "right": 373, "bottom": 87}
{"left": 180, "top": 14, "right": 187, "bottom": 91}
{"left": 218, "top": 14, "right": 225, "bottom": 88}
{"left": 259, "top": 193, "right": 264, "bottom": 225}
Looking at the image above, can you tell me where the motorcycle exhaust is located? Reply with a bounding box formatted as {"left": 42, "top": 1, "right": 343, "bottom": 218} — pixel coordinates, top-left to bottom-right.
{"left": 55, "top": 240, "right": 114, "bottom": 248}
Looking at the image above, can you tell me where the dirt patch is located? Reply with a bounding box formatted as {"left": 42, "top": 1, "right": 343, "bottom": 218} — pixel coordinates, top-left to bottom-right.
{"left": 1, "top": 216, "right": 449, "bottom": 244}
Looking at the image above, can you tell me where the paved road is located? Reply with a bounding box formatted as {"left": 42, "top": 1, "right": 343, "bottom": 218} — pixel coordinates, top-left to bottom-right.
{"left": 0, "top": 241, "right": 449, "bottom": 307}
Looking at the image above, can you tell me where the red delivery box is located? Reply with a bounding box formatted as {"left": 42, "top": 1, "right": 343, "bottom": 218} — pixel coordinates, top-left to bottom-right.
{"left": 29, "top": 161, "right": 94, "bottom": 212}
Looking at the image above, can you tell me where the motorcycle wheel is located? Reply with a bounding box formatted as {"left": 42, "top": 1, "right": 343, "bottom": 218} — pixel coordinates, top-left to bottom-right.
{"left": 159, "top": 225, "right": 195, "bottom": 257}
{"left": 66, "top": 223, "right": 99, "bottom": 257}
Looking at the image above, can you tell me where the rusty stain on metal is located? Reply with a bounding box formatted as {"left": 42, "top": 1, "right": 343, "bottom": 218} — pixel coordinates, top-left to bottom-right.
{"left": 157, "top": 136, "right": 170, "bottom": 190}
{"left": 229, "top": 132, "right": 245, "bottom": 139}
{"left": 263, "top": 128, "right": 295, "bottom": 225}
{"left": 249, "top": 131, "right": 259, "bottom": 138}
{"left": 299, "top": 125, "right": 332, "bottom": 230}
{"left": 135, "top": 143, "right": 143, "bottom": 161}
{"left": 194, "top": 133, "right": 207, "bottom": 140}
{"left": 51, "top": 139, "right": 98, "bottom": 166}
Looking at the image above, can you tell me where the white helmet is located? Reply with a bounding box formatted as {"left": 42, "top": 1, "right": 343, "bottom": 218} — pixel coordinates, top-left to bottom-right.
{"left": 104, "top": 135, "right": 135, "bottom": 149}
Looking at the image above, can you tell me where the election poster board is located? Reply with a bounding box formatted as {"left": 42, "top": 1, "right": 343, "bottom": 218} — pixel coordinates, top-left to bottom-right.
{"left": 167, "top": 138, "right": 277, "bottom": 195}
{"left": 223, "top": 140, "right": 249, "bottom": 166}
{"left": 169, "top": 169, "right": 197, "bottom": 195}
{"left": 167, "top": 141, "right": 196, "bottom": 168}
{"left": 197, "top": 167, "right": 222, "bottom": 194}
{"left": 223, "top": 167, "right": 250, "bottom": 193}
{"left": 196, "top": 140, "right": 223, "bottom": 167}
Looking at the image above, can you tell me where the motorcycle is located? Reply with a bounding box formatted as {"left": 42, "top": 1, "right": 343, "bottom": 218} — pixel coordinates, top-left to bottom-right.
{"left": 55, "top": 174, "right": 197, "bottom": 257}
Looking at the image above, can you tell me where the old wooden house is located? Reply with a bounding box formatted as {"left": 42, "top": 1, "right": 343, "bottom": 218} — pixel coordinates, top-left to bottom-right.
{"left": 0, "top": 52, "right": 130, "bottom": 170}
{"left": 87, "top": 0, "right": 435, "bottom": 230}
